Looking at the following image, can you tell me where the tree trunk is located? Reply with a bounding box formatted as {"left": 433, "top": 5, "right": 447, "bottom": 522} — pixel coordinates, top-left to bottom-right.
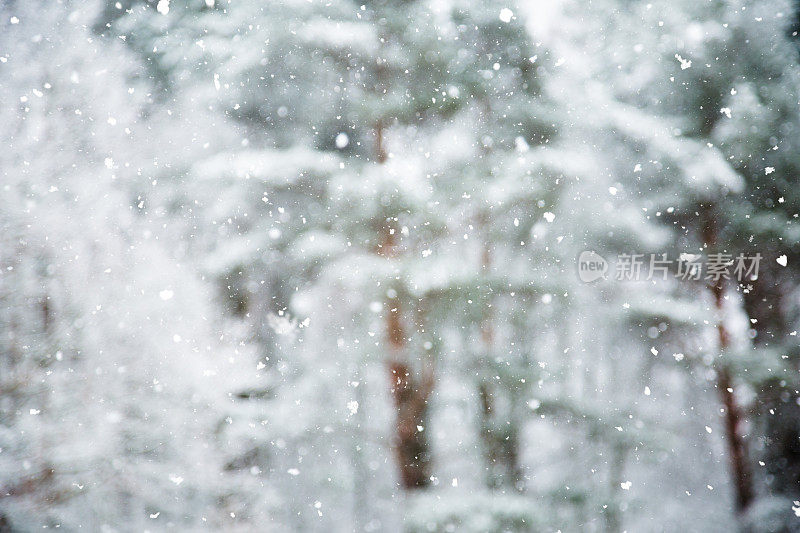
{"left": 702, "top": 207, "right": 754, "bottom": 513}
{"left": 478, "top": 381, "right": 523, "bottom": 490}
{"left": 604, "top": 444, "right": 626, "bottom": 533}
{"left": 477, "top": 238, "right": 523, "bottom": 491}
{"left": 388, "top": 359, "right": 433, "bottom": 489}
{"left": 376, "top": 120, "right": 434, "bottom": 491}
{"left": 385, "top": 282, "right": 433, "bottom": 490}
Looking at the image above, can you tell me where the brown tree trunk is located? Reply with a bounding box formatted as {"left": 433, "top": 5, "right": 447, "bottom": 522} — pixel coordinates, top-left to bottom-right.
{"left": 384, "top": 258, "right": 434, "bottom": 490}
{"left": 376, "top": 120, "right": 434, "bottom": 490}
{"left": 388, "top": 358, "right": 433, "bottom": 489}
{"left": 374, "top": 118, "right": 388, "bottom": 164}
{"left": 702, "top": 208, "right": 754, "bottom": 513}
{"left": 711, "top": 283, "right": 755, "bottom": 512}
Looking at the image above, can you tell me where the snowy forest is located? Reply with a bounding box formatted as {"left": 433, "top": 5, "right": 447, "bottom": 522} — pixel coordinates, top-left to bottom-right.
{"left": 3, "top": 0, "right": 800, "bottom": 530}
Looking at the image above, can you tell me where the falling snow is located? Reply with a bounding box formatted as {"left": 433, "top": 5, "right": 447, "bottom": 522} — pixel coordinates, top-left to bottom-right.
{"left": 2, "top": 0, "right": 800, "bottom": 531}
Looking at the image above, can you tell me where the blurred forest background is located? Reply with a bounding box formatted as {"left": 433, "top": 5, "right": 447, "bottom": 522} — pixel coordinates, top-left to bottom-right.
{"left": 2, "top": 0, "right": 800, "bottom": 530}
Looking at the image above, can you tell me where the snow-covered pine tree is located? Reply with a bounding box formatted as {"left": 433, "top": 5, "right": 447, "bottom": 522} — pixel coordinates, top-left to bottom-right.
{"left": 565, "top": 0, "right": 800, "bottom": 525}
{"left": 0, "top": 2, "right": 243, "bottom": 528}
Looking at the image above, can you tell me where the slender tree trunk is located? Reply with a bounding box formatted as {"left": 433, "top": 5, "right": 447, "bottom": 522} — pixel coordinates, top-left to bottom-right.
{"left": 711, "top": 284, "right": 754, "bottom": 512}
{"left": 383, "top": 252, "right": 434, "bottom": 490}
{"left": 375, "top": 118, "right": 388, "bottom": 164}
{"left": 478, "top": 381, "right": 522, "bottom": 490}
{"left": 385, "top": 282, "right": 434, "bottom": 489}
{"left": 702, "top": 208, "right": 754, "bottom": 513}
{"left": 477, "top": 237, "right": 523, "bottom": 491}
{"left": 376, "top": 120, "right": 434, "bottom": 491}
{"left": 604, "top": 443, "right": 626, "bottom": 533}
{"left": 388, "top": 358, "right": 433, "bottom": 489}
